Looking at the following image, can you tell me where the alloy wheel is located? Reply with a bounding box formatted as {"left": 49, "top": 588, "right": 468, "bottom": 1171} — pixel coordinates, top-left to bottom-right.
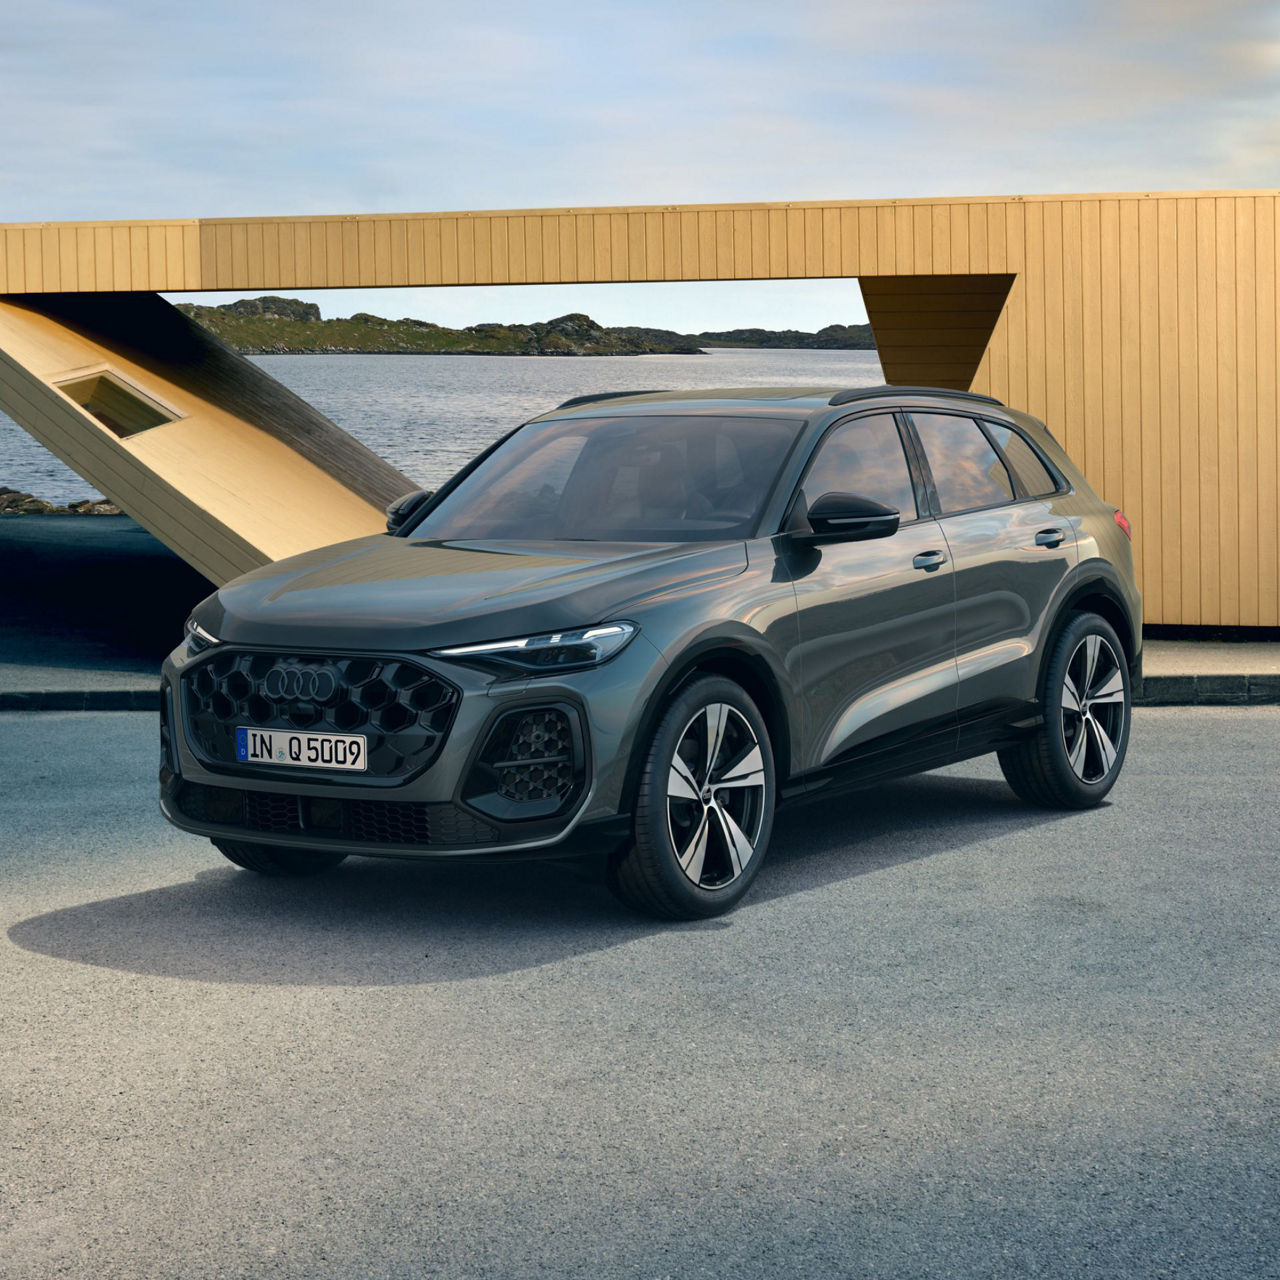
{"left": 1060, "top": 634, "right": 1127, "bottom": 783}
{"left": 666, "top": 702, "right": 768, "bottom": 889}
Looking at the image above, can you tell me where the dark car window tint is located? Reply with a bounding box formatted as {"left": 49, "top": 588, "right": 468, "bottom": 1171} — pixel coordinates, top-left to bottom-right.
{"left": 984, "top": 422, "right": 1058, "bottom": 497}
{"left": 412, "top": 414, "right": 798, "bottom": 542}
{"left": 912, "top": 413, "right": 1014, "bottom": 513}
{"left": 802, "top": 414, "right": 917, "bottom": 518}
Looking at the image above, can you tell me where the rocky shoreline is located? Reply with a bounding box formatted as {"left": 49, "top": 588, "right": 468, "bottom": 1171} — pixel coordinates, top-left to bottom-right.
{"left": 177, "top": 296, "right": 876, "bottom": 356}
{"left": 0, "top": 488, "right": 121, "bottom": 515}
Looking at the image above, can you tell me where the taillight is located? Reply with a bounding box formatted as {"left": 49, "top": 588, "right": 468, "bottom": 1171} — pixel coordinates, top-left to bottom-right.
{"left": 1113, "top": 509, "right": 1132, "bottom": 539}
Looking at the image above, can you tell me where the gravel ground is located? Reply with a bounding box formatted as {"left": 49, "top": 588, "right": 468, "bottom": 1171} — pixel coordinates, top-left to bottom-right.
{"left": 1, "top": 708, "right": 1276, "bottom": 1279}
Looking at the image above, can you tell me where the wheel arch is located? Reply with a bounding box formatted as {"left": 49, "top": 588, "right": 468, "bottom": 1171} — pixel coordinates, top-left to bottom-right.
{"left": 620, "top": 640, "right": 793, "bottom": 814}
{"left": 1063, "top": 577, "right": 1136, "bottom": 660}
{"left": 1044, "top": 570, "right": 1139, "bottom": 691}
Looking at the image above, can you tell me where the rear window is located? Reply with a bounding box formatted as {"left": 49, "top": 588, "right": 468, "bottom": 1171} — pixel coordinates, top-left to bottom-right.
{"left": 412, "top": 414, "right": 798, "bottom": 542}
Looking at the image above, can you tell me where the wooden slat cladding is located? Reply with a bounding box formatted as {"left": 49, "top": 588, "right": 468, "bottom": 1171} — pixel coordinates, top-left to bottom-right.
{"left": 966, "top": 192, "right": 1280, "bottom": 627}
{"left": 860, "top": 274, "right": 1015, "bottom": 389}
{"left": 0, "top": 190, "right": 1278, "bottom": 623}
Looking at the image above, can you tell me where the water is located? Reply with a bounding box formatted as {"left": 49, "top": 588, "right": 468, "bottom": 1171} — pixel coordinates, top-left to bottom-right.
{"left": 0, "top": 348, "right": 883, "bottom": 503}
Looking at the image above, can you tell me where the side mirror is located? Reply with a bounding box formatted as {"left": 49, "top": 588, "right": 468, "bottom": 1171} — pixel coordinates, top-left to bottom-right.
{"left": 804, "top": 492, "right": 900, "bottom": 541}
{"left": 385, "top": 488, "right": 434, "bottom": 534}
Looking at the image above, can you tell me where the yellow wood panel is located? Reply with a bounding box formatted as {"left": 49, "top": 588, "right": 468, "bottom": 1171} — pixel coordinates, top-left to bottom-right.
{"left": 0, "top": 354, "right": 262, "bottom": 582}
{"left": 373, "top": 219, "right": 392, "bottom": 285}
{"left": 1235, "top": 197, "right": 1259, "bottom": 624}
{"left": 1003, "top": 204, "right": 1027, "bottom": 413}
{"left": 1136, "top": 198, "right": 1162, "bottom": 622}
{"left": 1079, "top": 201, "right": 1102, "bottom": 486}
{"left": 390, "top": 218, "right": 409, "bottom": 287}
{"left": 24, "top": 230, "right": 43, "bottom": 291}
{"left": 1196, "top": 198, "right": 1220, "bottom": 624}
{"left": 627, "top": 213, "right": 645, "bottom": 282}
{"left": 1156, "top": 198, "right": 1181, "bottom": 621}
{"left": 1062, "top": 201, "right": 1085, "bottom": 461}
{"left": 0, "top": 294, "right": 402, "bottom": 580}
{"left": 539, "top": 215, "right": 558, "bottom": 283}
{"left": 1177, "top": 197, "right": 1201, "bottom": 622}
{"left": 645, "top": 212, "right": 664, "bottom": 281}
{"left": 1100, "top": 201, "right": 1124, "bottom": 510}
{"left": 1257, "top": 197, "right": 1279, "bottom": 624}
{"left": 593, "top": 214, "right": 612, "bottom": 284}
{"left": 1216, "top": 196, "right": 1240, "bottom": 624}
{"left": 1021, "top": 202, "right": 1045, "bottom": 421}
{"left": 714, "top": 209, "right": 732, "bottom": 280}
{"left": 457, "top": 217, "right": 476, "bottom": 285}
{"left": 111, "top": 226, "right": 130, "bottom": 290}
{"left": 405, "top": 217, "right": 425, "bottom": 284}
{"left": 912, "top": 206, "right": 932, "bottom": 273}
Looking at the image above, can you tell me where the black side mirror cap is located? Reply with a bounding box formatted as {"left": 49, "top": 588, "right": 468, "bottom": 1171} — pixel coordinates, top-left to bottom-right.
{"left": 803, "top": 492, "right": 900, "bottom": 541}
{"left": 385, "top": 488, "right": 434, "bottom": 534}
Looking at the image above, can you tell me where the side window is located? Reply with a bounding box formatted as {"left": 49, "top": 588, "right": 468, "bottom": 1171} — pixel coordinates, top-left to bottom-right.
{"left": 984, "top": 422, "right": 1059, "bottom": 497}
{"left": 911, "top": 413, "right": 1014, "bottom": 513}
{"left": 802, "top": 413, "right": 918, "bottom": 519}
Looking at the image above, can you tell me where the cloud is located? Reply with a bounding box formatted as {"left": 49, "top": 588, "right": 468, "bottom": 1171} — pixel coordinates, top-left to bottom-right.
{"left": 2, "top": 0, "right": 1277, "bottom": 327}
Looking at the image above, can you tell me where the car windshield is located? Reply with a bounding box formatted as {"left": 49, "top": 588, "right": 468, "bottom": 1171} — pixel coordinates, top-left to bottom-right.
{"left": 410, "top": 414, "right": 799, "bottom": 542}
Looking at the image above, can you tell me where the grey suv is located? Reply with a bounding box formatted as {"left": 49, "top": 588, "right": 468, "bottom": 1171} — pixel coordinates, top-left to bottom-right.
{"left": 160, "top": 386, "right": 1141, "bottom": 919}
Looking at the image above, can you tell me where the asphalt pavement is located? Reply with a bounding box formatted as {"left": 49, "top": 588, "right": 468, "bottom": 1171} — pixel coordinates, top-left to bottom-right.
{"left": 1, "top": 707, "right": 1277, "bottom": 1278}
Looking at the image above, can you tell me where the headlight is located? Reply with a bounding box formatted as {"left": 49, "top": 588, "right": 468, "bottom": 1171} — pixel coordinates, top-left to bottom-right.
{"left": 183, "top": 617, "right": 221, "bottom": 655}
{"left": 431, "top": 622, "right": 638, "bottom": 676}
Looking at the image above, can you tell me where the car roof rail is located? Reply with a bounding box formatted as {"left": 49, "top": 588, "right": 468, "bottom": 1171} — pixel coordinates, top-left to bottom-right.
{"left": 828, "top": 384, "right": 1005, "bottom": 408}
{"left": 555, "top": 389, "right": 670, "bottom": 411}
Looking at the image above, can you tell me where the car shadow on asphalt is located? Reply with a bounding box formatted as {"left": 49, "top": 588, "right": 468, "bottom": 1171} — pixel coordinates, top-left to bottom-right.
{"left": 8, "top": 771, "right": 1078, "bottom": 986}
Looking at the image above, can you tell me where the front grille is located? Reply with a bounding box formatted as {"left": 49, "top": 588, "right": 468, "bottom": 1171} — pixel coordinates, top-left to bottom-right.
{"left": 182, "top": 651, "right": 458, "bottom": 778}
{"left": 174, "top": 781, "right": 498, "bottom": 847}
{"left": 244, "top": 789, "right": 300, "bottom": 834}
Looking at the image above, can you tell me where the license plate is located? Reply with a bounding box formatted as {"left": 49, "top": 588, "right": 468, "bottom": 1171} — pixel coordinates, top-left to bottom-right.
{"left": 235, "top": 727, "right": 367, "bottom": 772}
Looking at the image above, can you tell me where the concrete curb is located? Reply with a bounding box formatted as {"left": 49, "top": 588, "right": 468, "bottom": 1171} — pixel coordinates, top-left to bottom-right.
{"left": 1135, "top": 674, "right": 1280, "bottom": 706}
{"left": 0, "top": 689, "right": 158, "bottom": 711}
{"left": 4, "top": 675, "right": 1280, "bottom": 713}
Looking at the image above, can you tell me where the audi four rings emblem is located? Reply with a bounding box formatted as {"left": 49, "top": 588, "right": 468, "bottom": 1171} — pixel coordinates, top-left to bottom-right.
{"left": 262, "top": 664, "right": 339, "bottom": 703}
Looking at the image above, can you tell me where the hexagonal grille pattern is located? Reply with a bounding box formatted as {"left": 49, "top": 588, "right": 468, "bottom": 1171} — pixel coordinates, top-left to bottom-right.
{"left": 174, "top": 782, "right": 497, "bottom": 847}
{"left": 183, "top": 651, "right": 458, "bottom": 778}
{"left": 482, "top": 708, "right": 576, "bottom": 803}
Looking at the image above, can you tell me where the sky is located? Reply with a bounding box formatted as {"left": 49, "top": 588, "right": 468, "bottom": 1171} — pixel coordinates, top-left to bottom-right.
{"left": 3, "top": 0, "right": 1278, "bottom": 330}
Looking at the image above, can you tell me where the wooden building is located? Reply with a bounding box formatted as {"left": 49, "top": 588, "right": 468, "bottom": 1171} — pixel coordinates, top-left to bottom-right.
{"left": 0, "top": 190, "right": 1276, "bottom": 625}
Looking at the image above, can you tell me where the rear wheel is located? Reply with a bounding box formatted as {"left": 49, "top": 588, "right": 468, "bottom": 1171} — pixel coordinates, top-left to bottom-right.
{"left": 213, "top": 840, "right": 348, "bottom": 876}
{"left": 609, "top": 676, "right": 776, "bottom": 920}
{"left": 999, "top": 611, "right": 1131, "bottom": 809}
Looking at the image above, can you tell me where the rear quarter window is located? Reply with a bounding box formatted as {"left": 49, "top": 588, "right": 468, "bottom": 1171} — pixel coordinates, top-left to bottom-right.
{"left": 984, "top": 422, "right": 1060, "bottom": 497}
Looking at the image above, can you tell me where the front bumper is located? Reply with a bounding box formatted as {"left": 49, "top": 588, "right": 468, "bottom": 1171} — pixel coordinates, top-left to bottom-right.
{"left": 159, "top": 634, "right": 666, "bottom": 861}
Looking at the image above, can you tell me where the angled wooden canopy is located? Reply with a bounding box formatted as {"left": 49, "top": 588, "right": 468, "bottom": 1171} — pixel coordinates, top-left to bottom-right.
{"left": 1, "top": 189, "right": 1277, "bottom": 625}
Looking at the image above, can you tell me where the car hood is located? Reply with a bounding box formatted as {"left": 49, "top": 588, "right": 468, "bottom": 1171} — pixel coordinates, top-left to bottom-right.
{"left": 197, "top": 534, "right": 747, "bottom": 651}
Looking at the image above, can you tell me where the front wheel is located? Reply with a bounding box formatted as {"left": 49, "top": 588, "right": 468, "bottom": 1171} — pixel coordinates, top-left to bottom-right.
{"left": 213, "top": 840, "right": 348, "bottom": 876}
{"left": 609, "top": 676, "right": 776, "bottom": 920}
{"left": 999, "top": 611, "right": 1132, "bottom": 809}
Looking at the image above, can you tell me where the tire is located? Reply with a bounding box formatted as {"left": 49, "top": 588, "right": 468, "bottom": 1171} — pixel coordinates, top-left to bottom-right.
{"left": 608, "top": 675, "right": 776, "bottom": 920}
{"left": 998, "top": 611, "right": 1132, "bottom": 809}
{"left": 213, "top": 840, "right": 348, "bottom": 876}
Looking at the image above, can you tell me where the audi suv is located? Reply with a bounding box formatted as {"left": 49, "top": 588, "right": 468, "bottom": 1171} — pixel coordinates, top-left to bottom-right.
{"left": 160, "top": 385, "right": 1141, "bottom": 919}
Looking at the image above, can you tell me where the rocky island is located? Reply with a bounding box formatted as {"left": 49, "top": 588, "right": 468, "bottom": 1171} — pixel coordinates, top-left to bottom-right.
{"left": 176, "top": 296, "right": 876, "bottom": 356}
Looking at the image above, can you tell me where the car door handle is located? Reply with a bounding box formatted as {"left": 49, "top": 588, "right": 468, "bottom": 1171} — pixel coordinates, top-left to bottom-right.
{"left": 1034, "top": 528, "right": 1066, "bottom": 548}
{"left": 912, "top": 550, "right": 948, "bottom": 572}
